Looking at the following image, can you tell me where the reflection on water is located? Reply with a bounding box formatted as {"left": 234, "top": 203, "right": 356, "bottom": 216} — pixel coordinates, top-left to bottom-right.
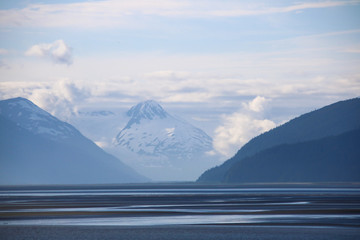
{"left": 1, "top": 185, "right": 360, "bottom": 227}
{"left": 3, "top": 214, "right": 360, "bottom": 227}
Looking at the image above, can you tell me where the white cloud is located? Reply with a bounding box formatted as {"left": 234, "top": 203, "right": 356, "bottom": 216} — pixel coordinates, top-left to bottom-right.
{"left": 144, "top": 70, "right": 189, "bottom": 81}
{"left": 0, "top": 59, "right": 10, "bottom": 69}
{"left": 0, "top": 79, "right": 91, "bottom": 120}
{"left": 25, "top": 40, "right": 73, "bottom": 65}
{"left": 0, "top": 49, "right": 8, "bottom": 55}
{"left": 213, "top": 96, "right": 276, "bottom": 157}
{"left": 0, "top": 0, "right": 357, "bottom": 28}
{"left": 242, "top": 96, "right": 268, "bottom": 112}
{"left": 27, "top": 79, "right": 89, "bottom": 120}
{"left": 0, "top": 48, "right": 9, "bottom": 68}
{"left": 94, "top": 141, "right": 110, "bottom": 148}
{"left": 209, "top": 1, "right": 359, "bottom": 17}
{"left": 1, "top": 49, "right": 360, "bottom": 104}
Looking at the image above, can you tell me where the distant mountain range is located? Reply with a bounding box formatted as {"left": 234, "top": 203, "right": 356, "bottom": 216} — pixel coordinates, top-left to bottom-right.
{"left": 0, "top": 97, "right": 147, "bottom": 185}
{"left": 5, "top": 96, "right": 357, "bottom": 185}
{"left": 112, "top": 100, "right": 218, "bottom": 181}
{"left": 198, "top": 98, "right": 360, "bottom": 183}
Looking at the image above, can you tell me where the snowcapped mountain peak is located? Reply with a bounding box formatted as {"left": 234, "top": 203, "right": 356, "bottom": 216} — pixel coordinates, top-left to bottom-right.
{"left": 0, "top": 97, "right": 80, "bottom": 140}
{"left": 116, "top": 100, "right": 212, "bottom": 156}
{"left": 113, "top": 100, "right": 218, "bottom": 181}
{"left": 126, "top": 100, "right": 168, "bottom": 127}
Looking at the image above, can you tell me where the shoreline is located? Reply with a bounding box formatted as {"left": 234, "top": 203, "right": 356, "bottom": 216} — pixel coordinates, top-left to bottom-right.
{"left": 1, "top": 224, "right": 360, "bottom": 240}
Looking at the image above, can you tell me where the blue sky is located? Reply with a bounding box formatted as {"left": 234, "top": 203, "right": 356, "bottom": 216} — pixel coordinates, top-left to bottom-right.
{"left": 1, "top": 0, "right": 360, "bottom": 157}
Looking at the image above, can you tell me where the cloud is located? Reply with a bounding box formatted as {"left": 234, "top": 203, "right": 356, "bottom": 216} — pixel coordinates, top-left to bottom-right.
{"left": 242, "top": 96, "right": 268, "bottom": 112}
{"left": 1, "top": 50, "right": 359, "bottom": 105}
{"left": 0, "top": 48, "right": 9, "bottom": 68}
{"left": 0, "top": 49, "right": 8, "bottom": 55}
{"left": 25, "top": 40, "right": 73, "bottom": 65}
{"left": 0, "top": 0, "right": 357, "bottom": 28}
{"left": 209, "top": 1, "right": 360, "bottom": 17}
{"left": 28, "top": 79, "right": 89, "bottom": 120}
{"left": 213, "top": 96, "right": 276, "bottom": 157}
{"left": 0, "top": 79, "right": 91, "bottom": 121}
{"left": 0, "top": 59, "right": 9, "bottom": 69}
{"left": 144, "top": 70, "right": 189, "bottom": 81}
{"left": 94, "top": 141, "right": 110, "bottom": 148}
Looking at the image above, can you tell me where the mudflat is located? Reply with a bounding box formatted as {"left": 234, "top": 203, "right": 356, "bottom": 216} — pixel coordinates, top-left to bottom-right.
{"left": 1, "top": 225, "right": 360, "bottom": 240}
{"left": 1, "top": 184, "right": 359, "bottom": 239}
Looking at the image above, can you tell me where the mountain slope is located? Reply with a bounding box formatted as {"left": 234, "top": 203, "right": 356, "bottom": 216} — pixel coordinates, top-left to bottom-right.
{"left": 198, "top": 98, "right": 360, "bottom": 183}
{"left": 224, "top": 129, "right": 360, "bottom": 183}
{"left": 112, "top": 100, "right": 217, "bottom": 181}
{"left": 0, "top": 97, "right": 147, "bottom": 185}
{"left": 115, "top": 100, "right": 213, "bottom": 159}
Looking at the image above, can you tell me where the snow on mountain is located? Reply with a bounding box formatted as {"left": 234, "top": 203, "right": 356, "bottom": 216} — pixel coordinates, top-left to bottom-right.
{"left": 112, "top": 100, "right": 218, "bottom": 181}
{"left": 115, "top": 100, "right": 213, "bottom": 158}
{"left": 0, "top": 97, "right": 80, "bottom": 141}
{"left": 127, "top": 100, "right": 168, "bottom": 122}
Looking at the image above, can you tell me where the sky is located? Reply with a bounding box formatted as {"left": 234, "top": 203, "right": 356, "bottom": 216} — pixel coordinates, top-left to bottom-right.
{"left": 0, "top": 0, "right": 360, "bottom": 158}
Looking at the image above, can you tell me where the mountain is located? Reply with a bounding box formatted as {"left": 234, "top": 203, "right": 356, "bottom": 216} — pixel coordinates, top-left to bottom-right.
{"left": 198, "top": 98, "right": 360, "bottom": 183}
{"left": 0, "top": 97, "right": 147, "bottom": 185}
{"left": 112, "top": 100, "right": 218, "bottom": 181}
{"left": 225, "top": 129, "right": 360, "bottom": 183}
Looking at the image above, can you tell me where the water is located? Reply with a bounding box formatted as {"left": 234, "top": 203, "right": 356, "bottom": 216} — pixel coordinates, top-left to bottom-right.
{"left": 1, "top": 185, "right": 360, "bottom": 227}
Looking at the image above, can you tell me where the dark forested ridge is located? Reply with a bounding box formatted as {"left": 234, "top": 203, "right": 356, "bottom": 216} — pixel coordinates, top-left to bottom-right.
{"left": 198, "top": 98, "right": 360, "bottom": 183}
{"left": 224, "top": 129, "right": 360, "bottom": 183}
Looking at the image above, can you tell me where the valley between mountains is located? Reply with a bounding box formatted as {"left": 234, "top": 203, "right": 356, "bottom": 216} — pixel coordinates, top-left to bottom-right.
{"left": 0, "top": 97, "right": 359, "bottom": 184}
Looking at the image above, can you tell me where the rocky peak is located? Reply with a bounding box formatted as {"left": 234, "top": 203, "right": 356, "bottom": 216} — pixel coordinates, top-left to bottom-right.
{"left": 125, "top": 100, "right": 169, "bottom": 127}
